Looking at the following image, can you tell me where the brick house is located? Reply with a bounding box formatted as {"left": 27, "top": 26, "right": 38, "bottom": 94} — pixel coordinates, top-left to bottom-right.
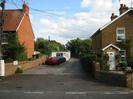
{"left": 1, "top": 3, "right": 34, "bottom": 59}
{"left": 91, "top": 4, "right": 133, "bottom": 70}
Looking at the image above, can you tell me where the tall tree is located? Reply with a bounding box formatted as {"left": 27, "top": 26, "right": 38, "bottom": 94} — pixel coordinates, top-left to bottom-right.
{"left": 35, "top": 38, "right": 65, "bottom": 56}
{"left": 66, "top": 38, "right": 92, "bottom": 57}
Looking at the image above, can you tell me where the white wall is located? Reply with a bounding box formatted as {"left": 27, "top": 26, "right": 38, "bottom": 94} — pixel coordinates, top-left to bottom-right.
{"left": 51, "top": 51, "right": 71, "bottom": 61}
{"left": 0, "top": 60, "right": 5, "bottom": 76}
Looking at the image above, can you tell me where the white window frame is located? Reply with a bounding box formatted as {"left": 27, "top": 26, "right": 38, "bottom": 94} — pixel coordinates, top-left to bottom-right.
{"left": 119, "top": 50, "right": 126, "bottom": 62}
{"left": 116, "top": 27, "right": 126, "bottom": 42}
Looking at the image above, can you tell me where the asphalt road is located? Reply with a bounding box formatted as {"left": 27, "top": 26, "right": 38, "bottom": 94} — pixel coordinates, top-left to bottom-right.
{"left": 0, "top": 58, "right": 133, "bottom": 99}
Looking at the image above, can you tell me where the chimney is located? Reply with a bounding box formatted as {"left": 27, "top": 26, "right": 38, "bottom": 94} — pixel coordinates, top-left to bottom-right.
{"left": 119, "top": 4, "right": 129, "bottom": 15}
{"left": 110, "top": 13, "right": 118, "bottom": 21}
{"left": 23, "top": 2, "right": 29, "bottom": 15}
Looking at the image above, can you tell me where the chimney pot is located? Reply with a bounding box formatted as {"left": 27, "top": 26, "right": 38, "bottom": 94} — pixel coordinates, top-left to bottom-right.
{"left": 120, "top": 4, "right": 124, "bottom": 8}
{"left": 111, "top": 13, "right": 118, "bottom": 21}
{"left": 119, "top": 4, "right": 129, "bottom": 15}
{"left": 23, "top": 3, "right": 29, "bottom": 15}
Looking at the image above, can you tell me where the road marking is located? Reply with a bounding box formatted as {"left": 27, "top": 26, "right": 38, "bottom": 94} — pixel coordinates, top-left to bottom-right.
{"left": 0, "top": 90, "right": 132, "bottom": 95}
{"left": 66, "top": 92, "right": 87, "bottom": 95}
{"left": 24, "top": 91, "right": 44, "bottom": 94}
{"left": 119, "top": 92, "right": 129, "bottom": 94}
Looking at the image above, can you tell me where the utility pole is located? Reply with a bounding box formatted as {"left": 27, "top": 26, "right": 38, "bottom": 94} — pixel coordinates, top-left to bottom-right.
{"left": 0, "top": 0, "right": 5, "bottom": 60}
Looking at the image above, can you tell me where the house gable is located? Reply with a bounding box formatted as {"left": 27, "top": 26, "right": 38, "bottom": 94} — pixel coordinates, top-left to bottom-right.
{"left": 102, "top": 44, "right": 120, "bottom": 51}
{"left": 17, "top": 14, "right": 35, "bottom": 58}
{"left": 100, "top": 9, "right": 132, "bottom": 31}
{"left": 91, "top": 8, "right": 133, "bottom": 39}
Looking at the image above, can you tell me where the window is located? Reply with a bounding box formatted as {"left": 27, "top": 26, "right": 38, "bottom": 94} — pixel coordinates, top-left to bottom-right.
{"left": 56, "top": 53, "right": 63, "bottom": 56}
{"left": 2, "top": 32, "right": 8, "bottom": 45}
{"left": 116, "top": 28, "right": 125, "bottom": 42}
{"left": 119, "top": 50, "right": 126, "bottom": 62}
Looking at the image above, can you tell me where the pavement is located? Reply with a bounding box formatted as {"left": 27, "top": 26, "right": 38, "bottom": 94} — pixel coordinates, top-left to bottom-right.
{"left": 0, "top": 58, "right": 133, "bottom": 99}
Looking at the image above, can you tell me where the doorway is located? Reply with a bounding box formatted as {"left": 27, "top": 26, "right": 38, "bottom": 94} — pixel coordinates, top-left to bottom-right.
{"left": 107, "top": 52, "right": 115, "bottom": 70}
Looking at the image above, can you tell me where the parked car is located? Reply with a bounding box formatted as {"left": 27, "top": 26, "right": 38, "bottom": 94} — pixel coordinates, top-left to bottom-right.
{"left": 45, "top": 56, "right": 66, "bottom": 65}
{"left": 57, "top": 56, "right": 66, "bottom": 63}
{"left": 45, "top": 57, "right": 60, "bottom": 65}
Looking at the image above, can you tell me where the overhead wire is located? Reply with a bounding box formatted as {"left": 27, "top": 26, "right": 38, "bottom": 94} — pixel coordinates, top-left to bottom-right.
{"left": 29, "top": 7, "right": 65, "bottom": 17}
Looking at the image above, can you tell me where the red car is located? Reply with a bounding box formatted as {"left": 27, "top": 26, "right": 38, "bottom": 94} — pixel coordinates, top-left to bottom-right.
{"left": 45, "top": 57, "right": 60, "bottom": 65}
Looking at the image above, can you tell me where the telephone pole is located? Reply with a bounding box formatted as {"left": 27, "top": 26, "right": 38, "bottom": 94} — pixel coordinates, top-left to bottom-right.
{"left": 0, "top": 0, "right": 5, "bottom": 60}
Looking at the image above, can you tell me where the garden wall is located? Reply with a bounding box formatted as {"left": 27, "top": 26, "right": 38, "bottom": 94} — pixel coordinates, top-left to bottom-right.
{"left": 5, "top": 56, "right": 46, "bottom": 76}
{"left": 95, "top": 71, "right": 127, "bottom": 87}
{"left": 94, "top": 62, "right": 133, "bottom": 89}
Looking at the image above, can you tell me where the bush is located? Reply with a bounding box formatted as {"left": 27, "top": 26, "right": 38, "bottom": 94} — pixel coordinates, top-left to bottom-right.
{"left": 100, "top": 60, "right": 109, "bottom": 71}
{"left": 119, "top": 61, "right": 127, "bottom": 71}
{"left": 0, "top": 76, "right": 4, "bottom": 80}
{"left": 15, "top": 68, "right": 23, "bottom": 74}
{"left": 97, "top": 57, "right": 109, "bottom": 71}
{"left": 127, "top": 61, "right": 133, "bottom": 69}
{"left": 80, "top": 53, "right": 97, "bottom": 73}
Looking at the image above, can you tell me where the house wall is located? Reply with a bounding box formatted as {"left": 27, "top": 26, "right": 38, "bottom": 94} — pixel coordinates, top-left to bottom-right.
{"left": 101, "top": 11, "right": 133, "bottom": 61}
{"left": 17, "top": 14, "right": 34, "bottom": 58}
{"left": 91, "top": 31, "right": 102, "bottom": 53}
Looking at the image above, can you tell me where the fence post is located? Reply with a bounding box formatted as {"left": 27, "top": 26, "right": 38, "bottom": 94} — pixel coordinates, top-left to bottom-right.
{"left": 0, "top": 60, "right": 5, "bottom": 76}
{"left": 126, "top": 72, "right": 133, "bottom": 89}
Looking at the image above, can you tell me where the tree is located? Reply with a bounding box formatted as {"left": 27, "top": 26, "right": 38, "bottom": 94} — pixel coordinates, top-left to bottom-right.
{"left": 35, "top": 38, "right": 65, "bottom": 56}
{"left": 3, "top": 32, "right": 27, "bottom": 62}
{"left": 66, "top": 38, "right": 92, "bottom": 57}
{"left": 116, "top": 39, "right": 132, "bottom": 61}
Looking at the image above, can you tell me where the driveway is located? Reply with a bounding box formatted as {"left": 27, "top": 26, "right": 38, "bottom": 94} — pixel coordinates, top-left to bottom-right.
{"left": 24, "top": 58, "right": 83, "bottom": 75}
{"left": 0, "top": 58, "right": 133, "bottom": 99}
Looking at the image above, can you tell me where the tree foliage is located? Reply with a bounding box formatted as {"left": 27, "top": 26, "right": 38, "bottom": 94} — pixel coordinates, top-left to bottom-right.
{"left": 66, "top": 38, "right": 92, "bottom": 57}
{"left": 3, "top": 32, "right": 27, "bottom": 62}
{"left": 116, "top": 39, "right": 132, "bottom": 61}
{"left": 35, "top": 38, "right": 65, "bottom": 55}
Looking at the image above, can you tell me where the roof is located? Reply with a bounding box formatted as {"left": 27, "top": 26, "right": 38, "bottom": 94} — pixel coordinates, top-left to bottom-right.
{"left": 0, "top": 9, "right": 24, "bottom": 31}
{"left": 102, "top": 44, "right": 120, "bottom": 51}
{"left": 91, "top": 8, "right": 133, "bottom": 38}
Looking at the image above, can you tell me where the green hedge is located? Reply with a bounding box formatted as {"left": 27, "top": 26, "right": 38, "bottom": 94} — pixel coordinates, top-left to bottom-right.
{"left": 80, "top": 53, "right": 96, "bottom": 73}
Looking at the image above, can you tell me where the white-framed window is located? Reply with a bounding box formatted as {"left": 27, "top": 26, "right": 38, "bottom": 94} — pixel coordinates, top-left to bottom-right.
{"left": 119, "top": 50, "right": 126, "bottom": 62}
{"left": 56, "top": 53, "right": 63, "bottom": 56}
{"left": 116, "top": 28, "right": 125, "bottom": 42}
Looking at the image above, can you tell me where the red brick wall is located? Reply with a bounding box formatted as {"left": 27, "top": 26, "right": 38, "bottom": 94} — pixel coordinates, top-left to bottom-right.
{"left": 91, "top": 31, "right": 102, "bottom": 53}
{"left": 5, "top": 56, "right": 46, "bottom": 77}
{"left": 17, "top": 14, "right": 34, "bottom": 58}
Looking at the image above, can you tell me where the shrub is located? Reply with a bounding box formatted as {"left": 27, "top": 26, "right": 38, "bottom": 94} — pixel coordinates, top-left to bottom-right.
{"left": 15, "top": 68, "right": 23, "bottom": 74}
{"left": 127, "top": 61, "right": 133, "bottom": 69}
{"left": 119, "top": 61, "right": 127, "bottom": 71}
{"left": 80, "top": 53, "right": 97, "bottom": 73}
{"left": 0, "top": 76, "right": 4, "bottom": 80}
{"left": 100, "top": 60, "right": 109, "bottom": 71}
{"left": 97, "top": 57, "right": 109, "bottom": 71}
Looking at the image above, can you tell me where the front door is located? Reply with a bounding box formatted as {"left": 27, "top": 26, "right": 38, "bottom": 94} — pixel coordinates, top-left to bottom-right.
{"left": 107, "top": 52, "right": 115, "bottom": 70}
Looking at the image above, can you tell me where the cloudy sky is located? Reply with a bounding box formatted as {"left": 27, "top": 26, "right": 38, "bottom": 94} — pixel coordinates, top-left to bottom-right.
{"left": 6, "top": 0, "right": 132, "bottom": 44}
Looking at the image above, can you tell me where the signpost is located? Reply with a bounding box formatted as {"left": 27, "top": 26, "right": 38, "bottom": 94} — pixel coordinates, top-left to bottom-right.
{"left": 0, "top": 0, "right": 5, "bottom": 76}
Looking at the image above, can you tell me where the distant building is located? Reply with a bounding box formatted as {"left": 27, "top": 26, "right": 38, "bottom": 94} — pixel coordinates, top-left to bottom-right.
{"left": 51, "top": 51, "right": 71, "bottom": 61}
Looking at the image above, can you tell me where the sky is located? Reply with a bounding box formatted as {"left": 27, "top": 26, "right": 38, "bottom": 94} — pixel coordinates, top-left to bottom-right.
{"left": 5, "top": 0, "right": 133, "bottom": 44}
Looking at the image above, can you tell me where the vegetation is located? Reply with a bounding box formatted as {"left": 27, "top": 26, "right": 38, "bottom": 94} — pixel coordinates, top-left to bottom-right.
{"left": 66, "top": 38, "right": 96, "bottom": 73}
{"left": 116, "top": 39, "right": 133, "bottom": 70}
{"left": 100, "top": 59, "right": 109, "bottom": 71}
{"left": 35, "top": 38, "right": 65, "bottom": 56}
{"left": 3, "top": 32, "right": 27, "bottom": 62}
{"left": 15, "top": 67, "right": 23, "bottom": 74}
{"left": 66, "top": 38, "right": 92, "bottom": 58}
{"left": 80, "top": 51, "right": 97, "bottom": 73}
